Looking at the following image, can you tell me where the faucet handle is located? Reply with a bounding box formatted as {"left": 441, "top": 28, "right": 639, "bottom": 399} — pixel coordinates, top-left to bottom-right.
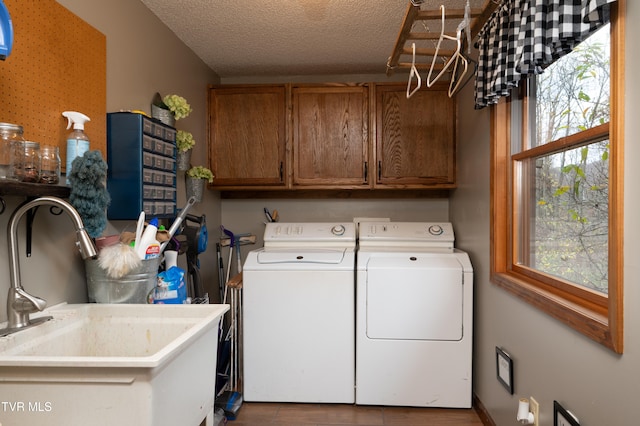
{"left": 13, "top": 287, "right": 47, "bottom": 313}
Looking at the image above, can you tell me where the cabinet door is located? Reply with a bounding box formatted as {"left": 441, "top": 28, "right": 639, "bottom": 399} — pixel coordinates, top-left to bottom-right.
{"left": 375, "top": 83, "right": 456, "bottom": 188}
{"left": 209, "top": 85, "right": 287, "bottom": 188}
{"left": 293, "top": 85, "right": 369, "bottom": 187}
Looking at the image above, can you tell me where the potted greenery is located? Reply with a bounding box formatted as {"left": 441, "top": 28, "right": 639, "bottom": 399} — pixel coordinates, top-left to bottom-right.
{"left": 176, "top": 130, "right": 195, "bottom": 171}
{"left": 185, "top": 165, "right": 214, "bottom": 202}
{"left": 151, "top": 93, "right": 192, "bottom": 127}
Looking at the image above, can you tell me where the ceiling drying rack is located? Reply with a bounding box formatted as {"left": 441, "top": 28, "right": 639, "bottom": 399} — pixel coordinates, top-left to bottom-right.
{"left": 386, "top": 0, "right": 500, "bottom": 95}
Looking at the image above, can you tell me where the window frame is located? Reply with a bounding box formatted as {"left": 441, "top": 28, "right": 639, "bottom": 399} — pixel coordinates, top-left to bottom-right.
{"left": 490, "top": 2, "right": 624, "bottom": 353}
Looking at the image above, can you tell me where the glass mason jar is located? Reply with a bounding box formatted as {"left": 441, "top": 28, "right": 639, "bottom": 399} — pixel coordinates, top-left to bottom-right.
{"left": 0, "top": 122, "right": 25, "bottom": 180}
{"left": 40, "top": 144, "right": 61, "bottom": 184}
{"left": 13, "top": 141, "right": 41, "bottom": 183}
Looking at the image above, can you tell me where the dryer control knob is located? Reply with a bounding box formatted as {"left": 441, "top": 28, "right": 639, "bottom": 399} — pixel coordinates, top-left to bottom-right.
{"left": 331, "top": 225, "right": 346, "bottom": 236}
{"left": 428, "top": 225, "right": 444, "bottom": 235}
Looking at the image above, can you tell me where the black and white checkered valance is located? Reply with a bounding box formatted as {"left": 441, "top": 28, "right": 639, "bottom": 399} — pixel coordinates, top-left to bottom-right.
{"left": 474, "top": 0, "right": 616, "bottom": 109}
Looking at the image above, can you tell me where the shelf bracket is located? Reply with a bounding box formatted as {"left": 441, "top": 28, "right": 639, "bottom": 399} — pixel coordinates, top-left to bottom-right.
{"left": 0, "top": 181, "right": 72, "bottom": 255}
{"left": 22, "top": 201, "right": 64, "bottom": 257}
{"left": 25, "top": 205, "right": 37, "bottom": 257}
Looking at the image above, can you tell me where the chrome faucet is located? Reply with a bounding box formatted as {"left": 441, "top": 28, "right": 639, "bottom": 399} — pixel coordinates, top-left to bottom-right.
{"left": 1, "top": 196, "right": 97, "bottom": 336}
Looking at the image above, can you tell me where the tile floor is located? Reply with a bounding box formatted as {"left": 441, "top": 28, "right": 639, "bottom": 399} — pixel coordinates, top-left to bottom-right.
{"left": 229, "top": 402, "right": 484, "bottom": 426}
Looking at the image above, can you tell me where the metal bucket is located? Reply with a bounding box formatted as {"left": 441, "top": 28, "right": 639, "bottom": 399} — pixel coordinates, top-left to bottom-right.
{"left": 151, "top": 104, "right": 176, "bottom": 127}
{"left": 177, "top": 149, "right": 191, "bottom": 171}
{"left": 186, "top": 177, "right": 205, "bottom": 202}
{"left": 85, "top": 257, "right": 160, "bottom": 304}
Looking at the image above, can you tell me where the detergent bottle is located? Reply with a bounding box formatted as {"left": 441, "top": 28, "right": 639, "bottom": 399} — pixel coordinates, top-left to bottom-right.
{"left": 136, "top": 217, "right": 161, "bottom": 260}
{"left": 62, "top": 111, "right": 90, "bottom": 184}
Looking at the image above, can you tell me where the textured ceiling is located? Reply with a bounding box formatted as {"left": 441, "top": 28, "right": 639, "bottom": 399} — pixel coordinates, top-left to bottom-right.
{"left": 139, "top": 0, "right": 488, "bottom": 78}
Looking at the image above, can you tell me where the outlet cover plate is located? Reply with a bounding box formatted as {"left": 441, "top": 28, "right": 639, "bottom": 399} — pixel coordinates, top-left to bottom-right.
{"left": 554, "top": 401, "right": 580, "bottom": 426}
{"left": 530, "top": 397, "right": 540, "bottom": 426}
{"left": 495, "top": 347, "right": 514, "bottom": 394}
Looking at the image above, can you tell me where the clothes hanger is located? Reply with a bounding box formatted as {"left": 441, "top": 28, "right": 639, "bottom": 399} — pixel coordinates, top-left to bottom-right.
{"left": 448, "top": 49, "right": 469, "bottom": 97}
{"left": 406, "top": 43, "right": 422, "bottom": 99}
{"left": 426, "top": 5, "right": 462, "bottom": 88}
{"left": 448, "top": 43, "right": 478, "bottom": 97}
{"left": 448, "top": 1, "right": 474, "bottom": 97}
{"left": 449, "top": 0, "right": 478, "bottom": 98}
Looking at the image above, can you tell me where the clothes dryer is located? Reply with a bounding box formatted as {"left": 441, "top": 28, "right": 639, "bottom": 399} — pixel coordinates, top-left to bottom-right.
{"left": 356, "top": 222, "right": 473, "bottom": 407}
{"left": 243, "top": 222, "right": 356, "bottom": 403}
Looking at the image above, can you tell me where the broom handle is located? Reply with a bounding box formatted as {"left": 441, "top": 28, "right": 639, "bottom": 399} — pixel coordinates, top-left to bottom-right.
{"left": 159, "top": 196, "right": 196, "bottom": 252}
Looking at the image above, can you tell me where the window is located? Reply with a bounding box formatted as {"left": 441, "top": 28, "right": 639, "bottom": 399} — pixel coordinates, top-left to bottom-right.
{"left": 491, "top": 5, "right": 624, "bottom": 352}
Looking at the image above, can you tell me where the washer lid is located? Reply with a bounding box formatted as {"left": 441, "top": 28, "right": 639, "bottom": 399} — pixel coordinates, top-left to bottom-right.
{"left": 257, "top": 248, "right": 349, "bottom": 265}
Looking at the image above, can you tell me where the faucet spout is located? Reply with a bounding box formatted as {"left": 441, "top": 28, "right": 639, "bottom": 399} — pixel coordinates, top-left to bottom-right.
{"left": 3, "top": 196, "right": 98, "bottom": 333}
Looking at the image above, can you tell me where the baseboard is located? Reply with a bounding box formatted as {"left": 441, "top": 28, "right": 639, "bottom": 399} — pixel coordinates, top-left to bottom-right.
{"left": 473, "top": 393, "right": 496, "bottom": 426}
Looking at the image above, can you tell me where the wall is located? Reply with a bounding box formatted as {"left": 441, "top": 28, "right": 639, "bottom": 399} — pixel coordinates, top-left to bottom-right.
{"left": 0, "top": 0, "right": 219, "bottom": 323}
{"left": 451, "top": 2, "right": 639, "bottom": 424}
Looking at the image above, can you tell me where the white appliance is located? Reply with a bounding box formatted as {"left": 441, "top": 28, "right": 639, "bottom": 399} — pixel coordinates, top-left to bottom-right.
{"left": 356, "top": 222, "right": 473, "bottom": 408}
{"left": 243, "top": 222, "right": 356, "bottom": 403}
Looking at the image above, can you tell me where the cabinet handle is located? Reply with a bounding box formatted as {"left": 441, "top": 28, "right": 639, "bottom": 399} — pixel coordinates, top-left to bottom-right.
{"left": 363, "top": 161, "right": 368, "bottom": 183}
{"left": 378, "top": 161, "right": 382, "bottom": 180}
{"left": 279, "top": 162, "right": 283, "bottom": 182}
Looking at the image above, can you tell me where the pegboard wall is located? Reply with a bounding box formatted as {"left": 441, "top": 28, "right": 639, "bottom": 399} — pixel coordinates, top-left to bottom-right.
{"left": 0, "top": 0, "right": 106, "bottom": 171}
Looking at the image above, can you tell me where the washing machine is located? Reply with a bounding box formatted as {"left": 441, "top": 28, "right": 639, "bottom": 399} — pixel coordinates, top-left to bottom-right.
{"left": 243, "top": 222, "right": 356, "bottom": 403}
{"left": 356, "top": 222, "right": 473, "bottom": 408}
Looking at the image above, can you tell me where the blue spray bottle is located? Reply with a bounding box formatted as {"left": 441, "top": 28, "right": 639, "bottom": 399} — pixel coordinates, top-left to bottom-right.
{"left": 62, "top": 111, "right": 90, "bottom": 184}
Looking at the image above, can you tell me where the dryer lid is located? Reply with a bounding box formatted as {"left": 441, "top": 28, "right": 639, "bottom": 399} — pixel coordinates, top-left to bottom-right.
{"left": 365, "top": 255, "right": 465, "bottom": 341}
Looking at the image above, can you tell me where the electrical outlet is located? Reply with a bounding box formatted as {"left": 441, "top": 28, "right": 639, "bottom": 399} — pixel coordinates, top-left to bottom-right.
{"left": 530, "top": 397, "right": 540, "bottom": 426}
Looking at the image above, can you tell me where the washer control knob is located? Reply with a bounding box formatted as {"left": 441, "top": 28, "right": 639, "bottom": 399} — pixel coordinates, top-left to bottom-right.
{"left": 331, "top": 225, "right": 346, "bottom": 236}
{"left": 428, "top": 225, "right": 444, "bottom": 236}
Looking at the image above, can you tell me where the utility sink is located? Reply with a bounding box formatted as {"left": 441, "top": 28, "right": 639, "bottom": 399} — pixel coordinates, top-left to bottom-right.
{"left": 0, "top": 303, "right": 229, "bottom": 426}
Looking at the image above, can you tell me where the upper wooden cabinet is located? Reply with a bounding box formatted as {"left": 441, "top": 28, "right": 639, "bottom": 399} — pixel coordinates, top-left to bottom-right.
{"left": 374, "top": 83, "right": 456, "bottom": 188}
{"left": 208, "top": 85, "right": 287, "bottom": 188}
{"left": 207, "top": 83, "right": 456, "bottom": 193}
{"left": 292, "top": 85, "right": 369, "bottom": 188}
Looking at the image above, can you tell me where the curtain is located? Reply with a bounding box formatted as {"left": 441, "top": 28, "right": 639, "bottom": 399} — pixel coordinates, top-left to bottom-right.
{"left": 474, "top": 0, "right": 616, "bottom": 109}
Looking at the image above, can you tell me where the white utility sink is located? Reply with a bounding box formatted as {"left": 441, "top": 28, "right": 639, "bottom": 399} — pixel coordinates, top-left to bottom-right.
{"left": 0, "top": 303, "right": 229, "bottom": 426}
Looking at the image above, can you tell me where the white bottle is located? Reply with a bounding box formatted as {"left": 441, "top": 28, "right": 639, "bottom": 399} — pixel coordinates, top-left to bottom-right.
{"left": 136, "top": 217, "right": 161, "bottom": 260}
{"left": 62, "top": 111, "right": 90, "bottom": 185}
{"left": 164, "top": 250, "right": 178, "bottom": 269}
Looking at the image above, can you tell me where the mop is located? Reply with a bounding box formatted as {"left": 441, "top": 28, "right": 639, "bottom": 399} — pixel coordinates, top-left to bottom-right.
{"left": 217, "top": 272, "right": 243, "bottom": 420}
{"left": 215, "top": 227, "right": 234, "bottom": 397}
{"left": 216, "top": 226, "right": 255, "bottom": 420}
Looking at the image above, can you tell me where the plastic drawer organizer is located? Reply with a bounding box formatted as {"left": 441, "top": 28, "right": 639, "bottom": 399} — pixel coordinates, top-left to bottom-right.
{"left": 107, "top": 112, "right": 177, "bottom": 220}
